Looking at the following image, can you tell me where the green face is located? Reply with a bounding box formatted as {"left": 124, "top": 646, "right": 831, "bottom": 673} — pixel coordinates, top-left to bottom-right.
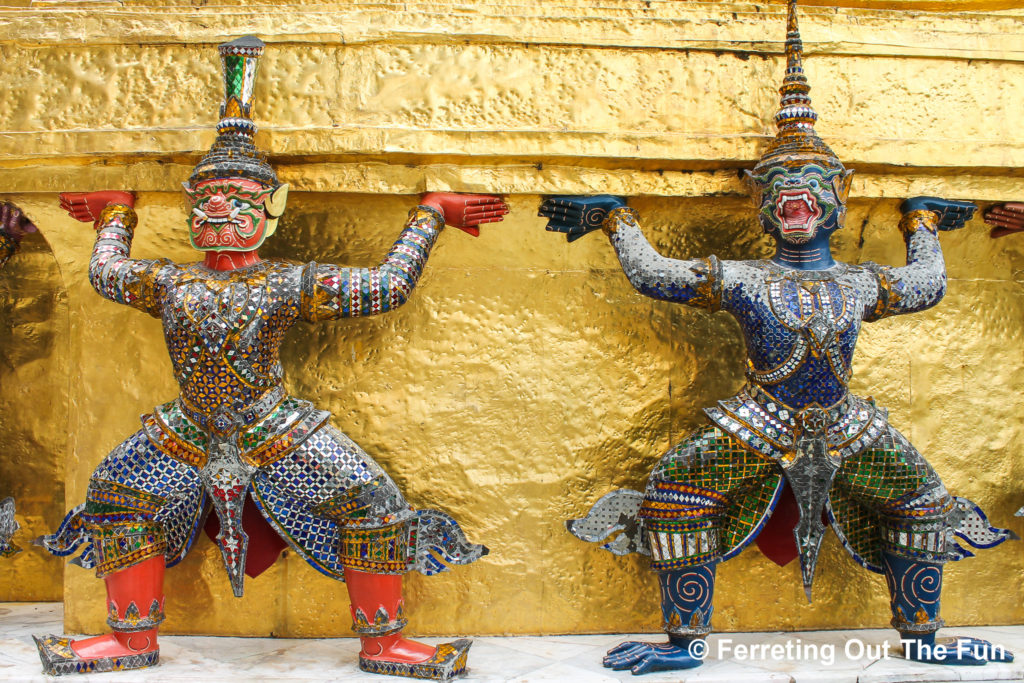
{"left": 749, "top": 164, "right": 849, "bottom": 245}
{"left": 183, "top": 178, "right": 273, "bottom": 252}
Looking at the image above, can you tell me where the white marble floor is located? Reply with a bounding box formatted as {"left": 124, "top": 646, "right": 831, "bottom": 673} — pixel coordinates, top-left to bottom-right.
{"left": 2, "top": 603, "right": 1024, "bottom": 682}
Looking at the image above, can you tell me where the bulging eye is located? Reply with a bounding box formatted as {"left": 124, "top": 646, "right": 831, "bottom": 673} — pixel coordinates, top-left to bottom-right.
{"left": 231, "top": 199, "right": 246, "bottom": 209}
{"left": 808, "top": 178, "right": 821, "bottom": 190}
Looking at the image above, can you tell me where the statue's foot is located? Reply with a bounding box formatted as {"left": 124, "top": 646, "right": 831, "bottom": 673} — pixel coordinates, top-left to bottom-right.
{"left": 904, "top": 636, "right": 1013, "bottom": 666}
{"left": 358, "top": 637, "right": 472, "bottom": 680}
{"left": 361, "top": 635, "right": 435, "bottom": 663}
{"left": 33, "top": 634, "right": 159, "bottom": 676}
{"left": 603, "top": 640, "right": 705, "bottom": 675}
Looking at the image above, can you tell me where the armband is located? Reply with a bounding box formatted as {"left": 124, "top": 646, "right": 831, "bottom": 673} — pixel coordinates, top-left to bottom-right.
{"left": 898, "top": 210, "right": 938, "bottom": 240}
{"left": 602, "top": 206, "right": 639, "bottom": 237}
{"left": 97, "top": 204, "right": 138, "bottom": 234}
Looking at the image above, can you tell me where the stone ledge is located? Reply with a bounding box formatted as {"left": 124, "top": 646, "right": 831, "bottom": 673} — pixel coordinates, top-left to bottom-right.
{"left": 0, "top": 161, "right": 1022, "bottom": 200}
{"left": 2, "top": 3, "right": 1022, "bottom": 62}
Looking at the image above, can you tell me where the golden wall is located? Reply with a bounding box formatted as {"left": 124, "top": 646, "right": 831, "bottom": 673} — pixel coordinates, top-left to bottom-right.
{"left": 0, "top": 0, "right": 1022, "bottom": 637}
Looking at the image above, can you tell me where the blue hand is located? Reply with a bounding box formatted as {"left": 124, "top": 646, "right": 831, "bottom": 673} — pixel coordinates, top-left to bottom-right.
{"left": 602, "top": 639, "right": 704, "bottom": 675}
{"left": 538, "top": 195, "right": 626, "bottom": 242}
{"left": 904, "top": 636, "right": 1013, "bottom": 666}
{"left": 900, "top": 196, "right": 977, "bottom": 231}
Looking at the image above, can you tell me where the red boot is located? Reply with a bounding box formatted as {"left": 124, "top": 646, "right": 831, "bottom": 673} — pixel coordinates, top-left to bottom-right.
{"left": 345, "top": 568, "right": 472, "bottom": 680}
{"left": 35, "top": 555, "right": 164, "bottom": 675}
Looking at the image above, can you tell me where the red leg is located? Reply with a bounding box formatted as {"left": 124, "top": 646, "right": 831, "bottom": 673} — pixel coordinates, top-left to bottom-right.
{"left": 35, "top": 555, "right": 164, "bottom": 675}
{"left": 344, "top": 567, "right": 433, "bottom": 663}
{"left": 344, "top": 567, "right": 473, "bottom": 680}
{"left": 72, "top": 555, "right": 164, "bottom": 658}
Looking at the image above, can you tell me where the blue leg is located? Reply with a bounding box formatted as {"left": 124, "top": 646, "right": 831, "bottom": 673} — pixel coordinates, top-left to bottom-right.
{"left": 603, "top": 563, "right": 715, "bottom": 675}
{"left": 883, "top": 552, "right": 1012, "bottom": 666}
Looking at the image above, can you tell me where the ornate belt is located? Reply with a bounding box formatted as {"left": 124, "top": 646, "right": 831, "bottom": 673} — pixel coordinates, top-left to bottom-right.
{"left": 179, "top": 384, "right": 286, "bottom": 434}
{"left": 745, "top": 383, "right": 852, "bottom": 433}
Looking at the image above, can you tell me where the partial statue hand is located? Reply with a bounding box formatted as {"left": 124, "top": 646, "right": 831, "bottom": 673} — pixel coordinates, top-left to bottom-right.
{"left": 59, "top": 191, "right": 136, "bottom": 227}
{"left": 904, "top": 636, "right": 1013, "bottom": 666}
{"left": 984, "top": 202, "right": 1024, "bottom": 238}
{"left": 419, "top": 192, "right": 509, "bottom": 237}
{"left": 900, "top": 196, "right": 976, "bottom": 231}
{"left": 538, "top": 195, "right": 626, "bottom": 242}
{"left": 0, "top": 202, "right": 37, "bottom": 241}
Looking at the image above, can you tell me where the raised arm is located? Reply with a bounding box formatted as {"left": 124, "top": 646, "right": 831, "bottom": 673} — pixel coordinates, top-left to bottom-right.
{"left": 0, "top": 202, "right": 37, "bottom": 269}
{"left": 300, "top": 205, "right": 442, "bottom": 322}
{"left": 863, "top": 197, "right": 975, "bottom": 322}
{"left": 299, "top": 192, "right": 507, "bottom": 322}
{"left": 604, "top": 206, "right": 722, "bottom": 310}
{"left": 539, "top": 195, "right": 722, "bottom": 311}
{"left": 61, "top": 191, "right": 174, "bottom": 318}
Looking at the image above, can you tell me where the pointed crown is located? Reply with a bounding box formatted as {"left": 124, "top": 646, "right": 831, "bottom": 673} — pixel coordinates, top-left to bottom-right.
{"left": 189, "top": 35, "right": 278, "bottom": 187}
{"left": 753, "top": 0, "right": 843, "bottom": 175}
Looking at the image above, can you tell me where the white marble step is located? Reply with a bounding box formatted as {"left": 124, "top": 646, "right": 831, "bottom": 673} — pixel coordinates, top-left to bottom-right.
{"left": 2, "top": 603, "right": 1023, "bottom": 682}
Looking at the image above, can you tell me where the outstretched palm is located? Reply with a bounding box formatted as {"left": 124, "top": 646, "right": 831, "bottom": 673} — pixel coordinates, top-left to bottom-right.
{"left": 901, "top": 196, "right": 977, "bottom": 231}
{"left": 0, "top": 202, "right": 37, "bottom": 240}
{"left": 420, "top": 192, "right": 508, "bottom": 237}
{"left": 538, "top": 195, "right": 626, "bottom": 242}
{"left": 59, "top": 191, "right": 135, "bottom": 226}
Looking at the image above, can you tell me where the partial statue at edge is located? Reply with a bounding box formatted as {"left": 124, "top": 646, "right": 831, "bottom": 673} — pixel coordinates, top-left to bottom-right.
{"left": 984, "top": 202, "right": 1024, "bottom": 239}
{"left": 542, "top": 1, "right": 1014, "bottom": 675}
{"left": 32, "top": 36, "right": 507, "bottom": 679}
{"left": 0, "top": 202, "right": 37, "bottom": 559}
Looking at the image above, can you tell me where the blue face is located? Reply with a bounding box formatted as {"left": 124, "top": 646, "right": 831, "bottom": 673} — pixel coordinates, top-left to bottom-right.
{"left": 747, "top": 164, "right": 852, "bottom": 246}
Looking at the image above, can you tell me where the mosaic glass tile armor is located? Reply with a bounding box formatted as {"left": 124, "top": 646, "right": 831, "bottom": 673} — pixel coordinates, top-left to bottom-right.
{"left": 573, "top": 205, "right": 1009, "bottom": 633}
{"left": 0, "top": 497, "right": 20, "bottom": 557}
{"left": 39, "top": 202, "right": 486, "bottom": 594}
{"left": 34, "top": 33, "right": 496, "bottom": 680}
{"left": 566, "top": 1, "right": 1012, "bottom": 669}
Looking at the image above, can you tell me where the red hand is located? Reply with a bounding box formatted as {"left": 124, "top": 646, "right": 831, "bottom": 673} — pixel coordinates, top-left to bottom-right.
{"left": 420, "top": 192, "right": 509, "bottom": 237}
{"left": 59, "top": 191, "right": 135, "bottom": 227}
{"left": 984, "top": 202, "right": 1024, "bottom": 238}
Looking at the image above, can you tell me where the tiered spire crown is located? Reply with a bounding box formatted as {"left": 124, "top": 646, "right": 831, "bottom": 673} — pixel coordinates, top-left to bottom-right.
{"left": 189, "top": 35, "right": 278, "bottom": 186}
{"left": 753, "top": 0, "right": 843, "bottom": 174}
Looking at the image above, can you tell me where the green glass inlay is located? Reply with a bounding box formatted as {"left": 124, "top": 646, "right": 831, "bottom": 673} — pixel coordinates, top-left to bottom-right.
{"left": 224, "top": 55, "right": 246, "bottom": 98}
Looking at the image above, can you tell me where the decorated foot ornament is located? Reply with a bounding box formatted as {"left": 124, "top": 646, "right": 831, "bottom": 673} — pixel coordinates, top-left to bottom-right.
{"left": 34, "top": 36, "right": 506, "bottom": 679}
{"left": 345, "top": 568, "right": 474, "bottom": 680}
{"left": 35, "top": 555, "right": 163, "bottom": 675}
{"left": 548, "top": 0, "right": 1014, "bottom": 674}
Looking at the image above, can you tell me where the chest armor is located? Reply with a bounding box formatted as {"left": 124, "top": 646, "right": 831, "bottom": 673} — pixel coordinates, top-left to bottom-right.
{"left": 746, "top": 274, "right": 860, "bottom": 399}
{"left": 162, "top": 265, "right": 290, "bottom": 411}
